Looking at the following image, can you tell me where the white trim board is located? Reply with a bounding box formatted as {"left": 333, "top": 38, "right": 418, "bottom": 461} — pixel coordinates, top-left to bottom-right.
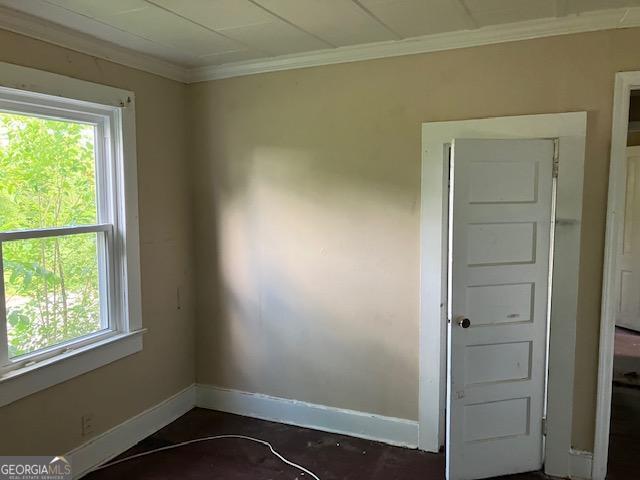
{"left": 0, "top": 5, "right": 188, "bottom": 83}
{"left": 420, "top": 113, "right": 587, "bottom": 479}
{"left": 67, "top": 384, "right": 196, "bottom": 479}
{"left": 189, "top": 7, "right": 640, "bottom": 82}
{"left": 593, "top": 71, "right": 640, "bottom": 480}
{"left": 196, "top": 384, "right": 419, "bottom": 449}
{"left": 0, "top": 4, "right": 640, "bottom": 83}
{"left": 570, "top": 449, "right": 594, "bottom": 480}
{"left": 0, "top": 331, "right": 143, "bottom": 408}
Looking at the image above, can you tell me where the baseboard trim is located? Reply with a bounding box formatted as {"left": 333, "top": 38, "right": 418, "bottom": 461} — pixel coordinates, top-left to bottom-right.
{"left": 67, "top": 384, "right": 196, "bottom": 479}
{"left": 62, "top": 382, "right": 580, "bottom": 478}
{"left": 195, "top": 384, "right": 419, "bottom": 448}
{"left": 64, "top": 383, "right": 417, "bottom": 478}
{"left": 569, "top": 449, "right": 593, "bottom": 480}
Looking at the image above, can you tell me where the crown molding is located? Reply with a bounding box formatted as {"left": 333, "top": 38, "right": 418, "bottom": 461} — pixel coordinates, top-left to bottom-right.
{"left": 189, "top": 6, "right": 640, "bottom": 82}
{"left": 0, "top": 5, "right": 190, "bottom": 83}
{"left": 0, "top": 4, "right": 639, "bottom": 84}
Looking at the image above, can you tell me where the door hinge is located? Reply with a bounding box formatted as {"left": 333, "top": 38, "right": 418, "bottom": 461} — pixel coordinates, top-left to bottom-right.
{"left": 542, "top": 417, "right": 548, "bottom": 435}
{"left": 552, "top": 138, "right": 560, "bottom": 178}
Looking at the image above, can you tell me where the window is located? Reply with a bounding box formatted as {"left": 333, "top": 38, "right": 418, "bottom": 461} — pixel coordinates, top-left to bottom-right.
{"left": 0, "top": 62, "right": 142, "bottom": 406}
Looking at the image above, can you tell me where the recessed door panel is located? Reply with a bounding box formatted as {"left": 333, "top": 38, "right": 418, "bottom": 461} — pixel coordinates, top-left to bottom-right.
{"left": 468, "top": 161, "right": 538, "bottom": 204}
{"left": 465, "top": 341, "right": 532, "bottom": 385}
{"left": 465, "top": 283, "right": 534, "bottom": 325}
{"left": 616, "top": 148, "right": 640, "bottom": 331}
{"left": 467, "top": 222, "right": 536, "bottom": 266}
{"left": 464, "top": 397, "right": 530, "bottom": 442}
{"left": 620, "top": 270, "right": 634, "bottom": 315}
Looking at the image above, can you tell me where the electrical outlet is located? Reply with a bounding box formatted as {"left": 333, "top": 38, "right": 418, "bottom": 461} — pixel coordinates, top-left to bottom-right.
{"left": 81, "top": 414, "right": 94, "bottom": 437}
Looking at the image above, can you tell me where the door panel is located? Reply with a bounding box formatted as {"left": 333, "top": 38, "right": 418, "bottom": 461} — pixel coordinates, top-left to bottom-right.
{"left": 466, "top": 222, "right": 536, "bottom": 265}
{"left": 468, "top": 161, "right": 538, "bottom": 203}
{"left": 464, "top": 341, "right": 531, "bottom": 384}
{"left": 447, "top": 138, "right": 554, "bottom": 480}
{"left": 465, "top": 283, "right": 534, "bottom": 325}
{"left": 616, "top": 148, "right": 640, "bottom": 331}
{"left": 464, "top": 397, "right": 530, "bottom": 442}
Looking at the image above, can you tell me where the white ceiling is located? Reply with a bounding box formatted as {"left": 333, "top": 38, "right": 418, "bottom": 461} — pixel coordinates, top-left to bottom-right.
{"left": 1, "top": 0, "right": 640, "bottom": 81}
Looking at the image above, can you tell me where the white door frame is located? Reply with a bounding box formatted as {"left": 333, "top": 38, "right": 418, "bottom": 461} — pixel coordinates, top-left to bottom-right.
{"left": 419, "top": 113, "right": 587, "bottom": 478}
{"left": 593, "top": 71, "right": 640, "bottom": 480}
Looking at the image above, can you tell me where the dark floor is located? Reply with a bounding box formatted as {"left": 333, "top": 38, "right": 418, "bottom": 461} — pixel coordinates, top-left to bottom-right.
{"left": 614, "top": 327, "right": 640, "bottom": 386}
{"left": 614, "top": 327, "right": 640, "bottom": 358}
{"left": 607, "top": 385, "right": 640, "bottom": 479}
{"left": 84, "top": 384, "right": 640, "bottom": 479}
{"left": 85, "top": 408, "right": 550, "bottom": 480}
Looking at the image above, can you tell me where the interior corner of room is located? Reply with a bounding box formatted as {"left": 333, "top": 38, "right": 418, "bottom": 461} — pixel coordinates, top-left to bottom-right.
{"left": 1, "top": 1, "right": 640, "bottom": 479}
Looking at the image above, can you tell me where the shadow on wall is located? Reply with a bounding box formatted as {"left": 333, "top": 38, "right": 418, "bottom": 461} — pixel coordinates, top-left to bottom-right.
{"left": 193, "top": 137, "right": 421, "bottom": 419}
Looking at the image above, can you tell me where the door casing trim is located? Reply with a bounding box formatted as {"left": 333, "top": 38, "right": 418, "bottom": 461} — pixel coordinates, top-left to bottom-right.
{"left": 419, "top": 112, "right": 587, "bottom": 478}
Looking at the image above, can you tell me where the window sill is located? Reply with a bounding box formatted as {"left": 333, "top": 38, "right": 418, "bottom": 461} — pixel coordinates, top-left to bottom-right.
{"left": 0, "top": 329, "right": 145, "bottom": 407}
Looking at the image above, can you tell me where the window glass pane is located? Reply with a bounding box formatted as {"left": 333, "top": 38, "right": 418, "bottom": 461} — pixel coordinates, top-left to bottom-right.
{"left": 3, "top": 233, "right": 104, "bottom": 358}
{"left": 0, "top": 112, "right": 98, "bottom": 231}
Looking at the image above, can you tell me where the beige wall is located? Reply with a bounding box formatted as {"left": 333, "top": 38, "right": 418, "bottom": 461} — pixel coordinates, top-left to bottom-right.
{"left": 191, "top": 27, "right": 640, "bottom": 452}
{"left": 0, "top": 30, "right": 195, "bottom": 455}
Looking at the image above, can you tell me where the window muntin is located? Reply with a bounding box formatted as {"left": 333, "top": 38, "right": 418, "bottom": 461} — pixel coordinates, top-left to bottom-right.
{"left": 0, "top": 93, "right": 119, "bottom": 370}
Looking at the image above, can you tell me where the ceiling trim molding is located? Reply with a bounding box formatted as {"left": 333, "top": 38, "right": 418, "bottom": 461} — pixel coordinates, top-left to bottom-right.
{"left": 189, "top": 6, "right": 640, "bottom": 82}
{"left": 0, "top": 4, "right": 639, "bottom": 84}
{"left": 0, "top": 5, "right": 190, "bottom": 83}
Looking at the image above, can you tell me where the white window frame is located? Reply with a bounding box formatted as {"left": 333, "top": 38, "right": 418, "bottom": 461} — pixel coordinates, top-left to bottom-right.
{"left": 0, "top": 62, "right": 143, "bottom": 407}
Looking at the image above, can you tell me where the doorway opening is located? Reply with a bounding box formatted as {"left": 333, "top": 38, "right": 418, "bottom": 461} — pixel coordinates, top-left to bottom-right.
{"left": 419, "top": 113, "right": 587, "bottom": 480}
{"left": 593, "top": 73, "right": 640, "bottom": 480}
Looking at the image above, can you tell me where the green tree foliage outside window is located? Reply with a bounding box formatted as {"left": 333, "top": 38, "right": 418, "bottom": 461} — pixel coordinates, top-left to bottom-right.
{"left": 0, "top": 112, "right": 103, "bottom": 358}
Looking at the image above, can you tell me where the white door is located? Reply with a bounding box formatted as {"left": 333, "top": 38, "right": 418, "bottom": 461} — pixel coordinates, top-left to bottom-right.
{"left": 615, "top": 146, "right": 640, "bottom": 331}
{"left": 447, "top": 138, "right": 555, "bottom": 480}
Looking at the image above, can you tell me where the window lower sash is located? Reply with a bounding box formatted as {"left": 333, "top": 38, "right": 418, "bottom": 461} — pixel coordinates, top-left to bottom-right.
{"left": 0, "top": 223, "right": 115, "bottom": 370}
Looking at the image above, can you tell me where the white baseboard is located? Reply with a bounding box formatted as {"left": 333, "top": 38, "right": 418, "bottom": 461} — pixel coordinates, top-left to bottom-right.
{"left": 569, "top": 449, "right": 593, "bottom": 480}
{"left": 195, "top": 384, "right": 419, "bottom": 448}
{"left": 64, "top": 382, "right": 417, "bottom": 478}
{"left": 62, "top": 381, "right": 581, "bottom": 479}
{"left": 67, "top": 384, "right": 196, "bottom": 479}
